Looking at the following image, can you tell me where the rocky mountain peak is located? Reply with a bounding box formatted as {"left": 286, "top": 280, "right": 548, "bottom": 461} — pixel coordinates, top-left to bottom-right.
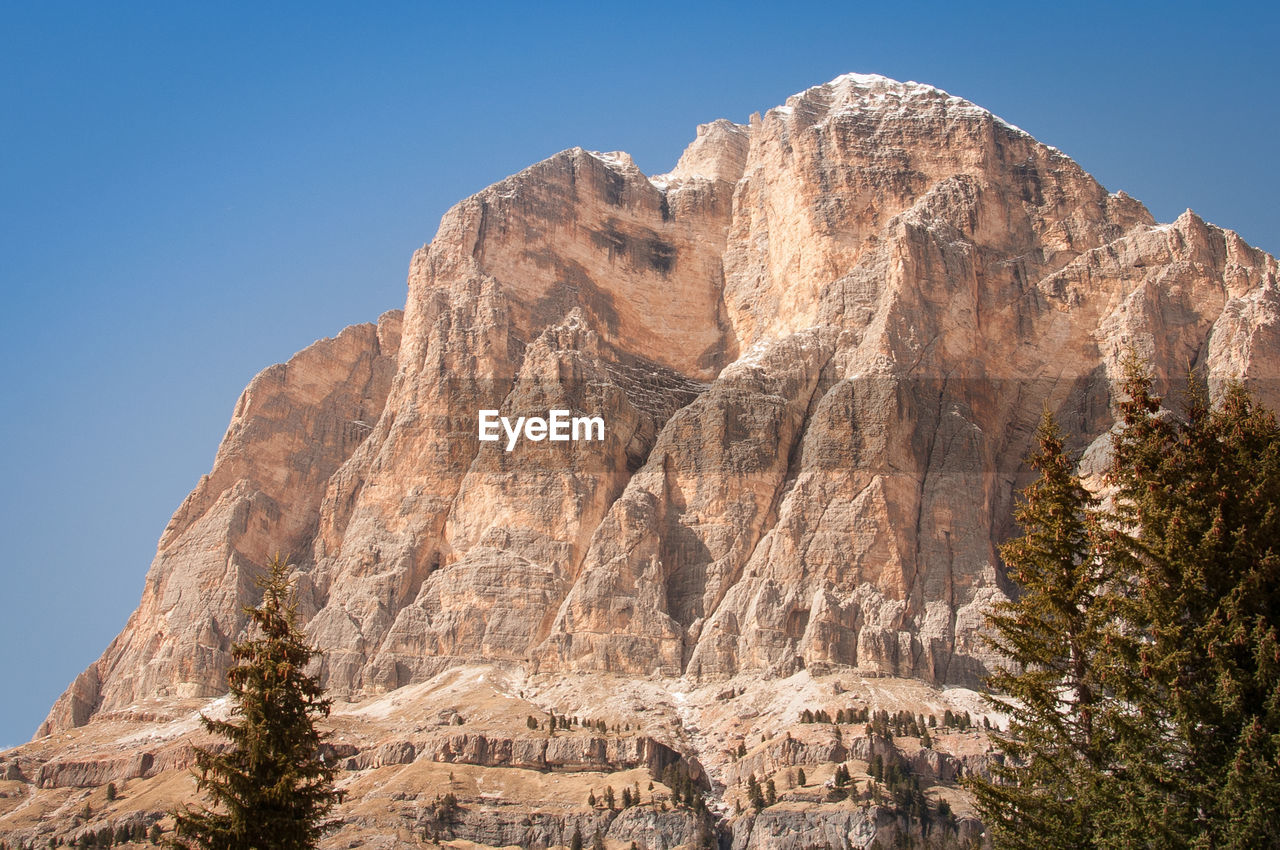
{"left": 792, "top": 72, "right": 1011, "bottom": 123}
{"left": 37, "top": 74, "right": 1279, "bottom": 744}
{"left": 654, "top": 118, "right": 752, "bottom": 186}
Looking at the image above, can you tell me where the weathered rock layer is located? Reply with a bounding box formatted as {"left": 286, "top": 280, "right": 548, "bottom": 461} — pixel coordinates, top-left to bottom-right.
{"left": 41, "top": 73, "right": 1280, "bottom": 736}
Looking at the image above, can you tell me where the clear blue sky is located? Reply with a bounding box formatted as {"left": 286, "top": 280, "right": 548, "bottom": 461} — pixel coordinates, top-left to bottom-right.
{"left": 1, "top": 1, "right": 1276, "bottom": 746}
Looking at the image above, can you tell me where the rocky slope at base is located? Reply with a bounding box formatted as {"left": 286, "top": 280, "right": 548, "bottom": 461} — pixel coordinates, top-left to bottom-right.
{"left": 4, "top": 667, "right": 993, "bottom": 848}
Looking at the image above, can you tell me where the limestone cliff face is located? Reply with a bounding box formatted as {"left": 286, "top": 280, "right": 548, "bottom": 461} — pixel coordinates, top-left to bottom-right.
{"left": 39, "top": 315, "right": 403, "bottom": 736}
{"left": 41, "top": 73, "right": 1280, "bottom": 735}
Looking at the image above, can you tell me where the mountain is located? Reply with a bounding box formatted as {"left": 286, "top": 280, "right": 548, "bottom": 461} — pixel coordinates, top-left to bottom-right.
{"left": 7, "top": 73, "right": 1278, "bottom": 847}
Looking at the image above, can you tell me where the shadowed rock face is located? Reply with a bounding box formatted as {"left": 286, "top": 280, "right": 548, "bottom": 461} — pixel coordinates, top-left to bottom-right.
{"left": 40, "top": 73, "right": 1280, "bottom": 736}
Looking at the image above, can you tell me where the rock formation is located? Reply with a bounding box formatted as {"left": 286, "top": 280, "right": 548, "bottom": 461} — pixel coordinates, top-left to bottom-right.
{"left": 39, "top": 73, "right": 1280, "bottom": 742}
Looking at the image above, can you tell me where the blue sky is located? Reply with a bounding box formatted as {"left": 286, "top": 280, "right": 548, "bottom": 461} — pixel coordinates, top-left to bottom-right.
{"left": 1, "top": 1, "right": 1276, "bottom": 746}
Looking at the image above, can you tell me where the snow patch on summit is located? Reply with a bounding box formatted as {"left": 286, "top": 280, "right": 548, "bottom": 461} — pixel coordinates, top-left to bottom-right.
{"left": 586, "top": 150, "right": 634, "bottom": 170}
{"left": 779, "top": 72, "right": 1039, "bottom": 143}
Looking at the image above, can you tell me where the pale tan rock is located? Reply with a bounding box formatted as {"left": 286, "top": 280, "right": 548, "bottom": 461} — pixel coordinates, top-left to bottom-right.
{"left": 300, "top": 144, "right": 738, "bottom": 697}
{"left": 655, "top": 118, "right": 751, "bottom": 186}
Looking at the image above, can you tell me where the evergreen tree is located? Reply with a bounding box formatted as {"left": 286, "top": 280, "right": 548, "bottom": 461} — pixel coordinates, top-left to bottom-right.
{"left": 969, "top": 411, "right": 1106, "bottom": 849}
{"left": 1095, "top": 366, "right": 1280, "bottom": 847}
{"left": 746, "top": 774, "right": 764, "bottom": 811}
{"left": 975, "top": 365, "right": 1280, "bottom": 848}
{"left": 170, "top": 555, "right": 342, "bottom": 849}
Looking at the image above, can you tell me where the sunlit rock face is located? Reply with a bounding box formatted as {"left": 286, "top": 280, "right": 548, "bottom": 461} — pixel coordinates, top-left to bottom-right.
{"left": 42, "top": 73, "right": 1280, "bottom": 736}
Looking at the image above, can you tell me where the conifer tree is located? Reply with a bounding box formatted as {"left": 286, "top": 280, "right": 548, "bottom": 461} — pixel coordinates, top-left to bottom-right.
{"left": 1095, "top": 366, "right": 1280, "bottom": 847}
{"left": 170, "top": 555, "right": 342, "bottom": 849}
{"left": 976, "top": 364, "right": 1280, "bottom": 848}
{"left": 969, "top": 411, "right": 1105, "bottom": 849}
